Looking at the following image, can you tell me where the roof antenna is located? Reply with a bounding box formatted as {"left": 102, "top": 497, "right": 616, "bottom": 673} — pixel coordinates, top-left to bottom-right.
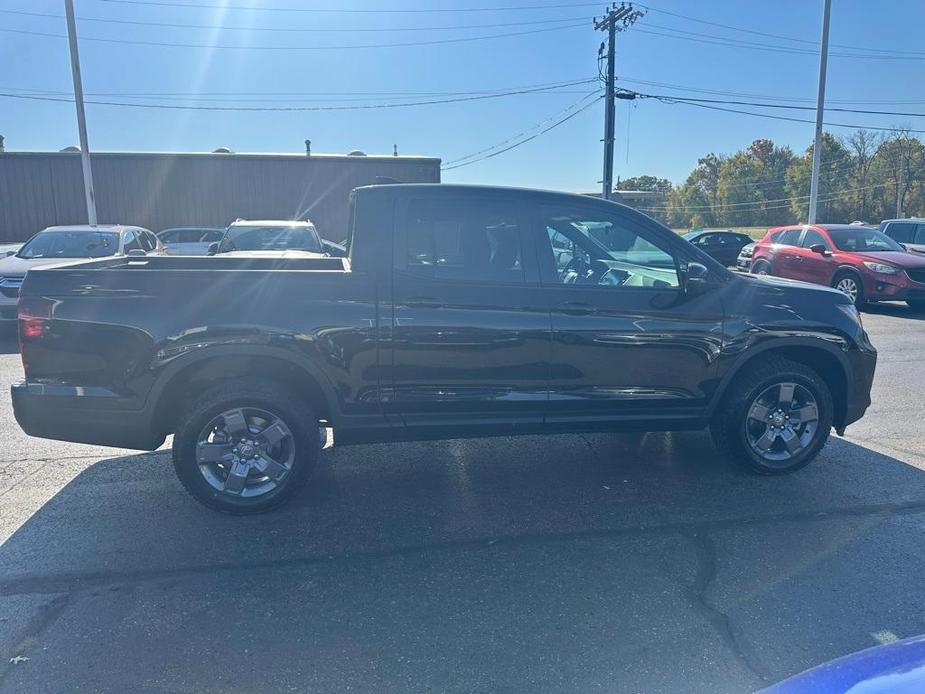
{"left": 393, "top": 144, "right": 398, "bottom": 157}
{"left": 305, "top": 139, "right": 311, "bottom": 157}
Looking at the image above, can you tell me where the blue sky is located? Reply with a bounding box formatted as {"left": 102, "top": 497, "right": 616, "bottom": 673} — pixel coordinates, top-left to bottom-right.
{"left": 2, "top": 0, "right": 924, "bottom": 192}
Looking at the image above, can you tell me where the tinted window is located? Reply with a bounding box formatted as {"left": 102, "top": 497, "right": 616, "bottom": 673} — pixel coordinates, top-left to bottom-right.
{"left": 914, "top": 225, "right": 925, "bottom": 244}
{"left": 220, "top": 225, "right": 323, "bottom": 253}
{"left": 18, "top": 230, "right": 120, "bottom": 259}
{"left": 201, "top": 230, "right": 223, "bottom": 242}
{"left": 775, "top": 229, "right": 802, "bottom": 246}
{"left": 886, "top": 222, "right": 914, "bottom": 243}
{"left": 801, "top": 230, "right": 830, "bottom": 249}
{"left": 540, "top": 208, "right": 679, "bottom": 289}
{"left": 829, "top": 229, "right": 904, "bottom": 252}
{"left": 401, "top": 201, "right": 525, "bottom": 284}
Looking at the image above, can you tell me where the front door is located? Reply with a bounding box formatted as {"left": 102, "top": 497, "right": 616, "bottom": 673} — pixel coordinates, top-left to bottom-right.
{"left": 385, "top": 193, "right": 550, "bottom": 434}
{"left": 791, "top": 227, "right": 837, "bottom": 286}
{"left": 534, "top": 201, "right": 725, "bottom": 427}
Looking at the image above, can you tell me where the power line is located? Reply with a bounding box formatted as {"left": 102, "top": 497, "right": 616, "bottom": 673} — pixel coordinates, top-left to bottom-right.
{"left": 638, "top": 2, "right": 925, "bottom": 57}
{"left": 643, "top": 93, "right": 925, "bottom": 119}
{"left": 443, "top": 91, "right": 601, "bottom": 166}
{"left": 0, "top": 77, "right": 598, "bottom": 103}
{"left": 632, "top": 92, "right": 925, "bottom": 134}
{"left": 632, "top": 25, "right": 925, "bottom": 61}
{"left": 96, "top": 0, "right": 603, "bottom": 13}
{"left": 442, "top": 95, "right": 603, "bottom": 171}
{"left": 0, "top": 7, "right": 589, "bottom": 33}
{"left": 0, "top": 20, "right": 587, "bottom": 50}
{"left": 0, "top": 81, "right": 600, "bottom": 112}
{"left": 648, "top": 182, "right": 891, "bottom": 212}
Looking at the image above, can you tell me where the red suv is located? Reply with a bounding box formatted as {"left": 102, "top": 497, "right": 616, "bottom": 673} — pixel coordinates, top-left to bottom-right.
{"left": 750, "top": 224, "right": 925, "bottom": 309}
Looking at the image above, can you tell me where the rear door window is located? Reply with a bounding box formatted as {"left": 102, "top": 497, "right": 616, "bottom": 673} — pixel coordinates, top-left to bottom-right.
{"left": 801, "top": 229, "right": 830, "bottom": 250}
{"left": 776, "top": 229, "right": 802, "bottom": 246}
{"left": 398, "top": 199, "right": 529, "bottom": 285}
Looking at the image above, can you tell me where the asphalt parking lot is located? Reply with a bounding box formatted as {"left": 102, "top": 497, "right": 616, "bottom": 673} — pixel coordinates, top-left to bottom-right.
{"left": 1, "top": 305, "right": 924, "bottom": 694}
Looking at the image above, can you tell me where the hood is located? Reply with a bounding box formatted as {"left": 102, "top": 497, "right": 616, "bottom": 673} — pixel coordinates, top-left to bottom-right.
{"left": 738, "top": 271, "right": 843, "bottom": 294}
{"left": 217, "top": 250, "right": 327, "bottom": 258}
{"left": 0, "top": 254, "right": 82, "bottom": 277}
{"left": 851, "top": 250, "right": 925, "bottom": 268}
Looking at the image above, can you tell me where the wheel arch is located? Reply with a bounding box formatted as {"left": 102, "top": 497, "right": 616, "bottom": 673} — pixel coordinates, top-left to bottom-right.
{"left": 709, "top": 340, "right": 849, "bottom": 430}
{"left": 148, "top": 345, "right": 339, "bottom": 437}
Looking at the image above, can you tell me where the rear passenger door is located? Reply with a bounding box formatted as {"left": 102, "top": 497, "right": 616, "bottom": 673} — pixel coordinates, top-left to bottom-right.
{"left": 385, "top": 193, "right": 550, "bottom": 433}
{"left": 769, "top": 228, "right": 803, "bottom": 277}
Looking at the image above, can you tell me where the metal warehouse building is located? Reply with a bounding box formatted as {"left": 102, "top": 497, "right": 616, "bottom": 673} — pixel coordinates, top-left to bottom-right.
{"left": 0, "top": 148, "right": 441, "bottom": 242}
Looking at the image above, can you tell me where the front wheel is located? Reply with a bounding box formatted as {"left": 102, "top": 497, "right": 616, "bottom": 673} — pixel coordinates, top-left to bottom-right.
{"left": 172, "top": 379, "right": 319, "bottom": 513}
{"left": 832, "top": 271, "right": 865, "bottom": 307}
{"left": 711, "top": 358, "right": 833, "bottom": 474}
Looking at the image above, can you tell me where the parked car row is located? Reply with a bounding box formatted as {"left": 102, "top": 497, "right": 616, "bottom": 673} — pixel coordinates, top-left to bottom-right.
{"left": 0, "top": 218, "right": 344, "bottom": 321}
{"left": 745, "top": 224, "right": 925, "bottom": 310}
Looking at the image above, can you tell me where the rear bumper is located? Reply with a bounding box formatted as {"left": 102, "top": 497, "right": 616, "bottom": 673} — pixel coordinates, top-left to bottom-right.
{"left": 12, "top": 381, "right": 165, "bottom": 450}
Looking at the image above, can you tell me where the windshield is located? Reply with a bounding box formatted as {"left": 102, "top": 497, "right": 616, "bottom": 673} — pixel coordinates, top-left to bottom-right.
{"left": 219, "top": 225, "right": 323, "bottom": 253}
{"left": 17, "top": 231, "right": 120, "bottom": 259}
{"left": 829, "top": 228, "right": 904, "bottom": 253}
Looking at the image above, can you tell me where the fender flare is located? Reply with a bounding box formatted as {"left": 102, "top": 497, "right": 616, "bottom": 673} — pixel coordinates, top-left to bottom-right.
{"left": 705, "top": 336, "right": 851, "bottom": 420}
{"left": 144, "top": 343, "right": 343, "bottom": 424}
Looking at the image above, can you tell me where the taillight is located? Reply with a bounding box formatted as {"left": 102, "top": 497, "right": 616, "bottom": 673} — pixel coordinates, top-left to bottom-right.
{"left": 17, "top": 295, "right": 53, "bottom": 373}
{"left": 21, "top": 318, "right": 45, "bottom": 339}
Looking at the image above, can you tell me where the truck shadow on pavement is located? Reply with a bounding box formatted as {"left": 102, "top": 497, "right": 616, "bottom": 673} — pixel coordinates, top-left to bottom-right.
{"left": 2, "top": 432, "right": 925, "bottom": 693}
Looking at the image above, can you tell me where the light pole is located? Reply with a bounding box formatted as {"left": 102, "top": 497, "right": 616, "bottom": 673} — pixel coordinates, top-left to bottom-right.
{"left": 807, "top": 0, "right": 832, "bottom": 224}
{"left": 64, "top": 0, "right": 97, "bottom": 225}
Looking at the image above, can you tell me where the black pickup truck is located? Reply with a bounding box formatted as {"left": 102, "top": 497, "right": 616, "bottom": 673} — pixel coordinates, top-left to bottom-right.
{"left": 13, "top": 184, "right": 877, "bottom": 513}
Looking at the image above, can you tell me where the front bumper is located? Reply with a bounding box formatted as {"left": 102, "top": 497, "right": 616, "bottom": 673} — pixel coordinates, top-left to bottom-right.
{"left": 842, "top": 343, "right": 877, "bottom": 429}
{"left": 736, "top": 256, "right": 752, "bottom": 272}
{"left": 861, "top": 271, "right": 925, "bottom": 302}
{"left": 12, "top": 381, "right": 165, "bottom": 450}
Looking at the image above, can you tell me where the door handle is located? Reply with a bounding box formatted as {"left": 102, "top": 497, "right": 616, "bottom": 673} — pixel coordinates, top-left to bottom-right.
{"left": 404, "top": 296, "right": 445, "bottom": 309}
{"left": 555, "top": 301, "right": 596, "bottom": 315}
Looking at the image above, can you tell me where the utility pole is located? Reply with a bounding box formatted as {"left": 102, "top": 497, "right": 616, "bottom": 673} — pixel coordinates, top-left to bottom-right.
{"left": 807, "top": 0, "right": 831, "bottom": 225}
{"left": 64, "top": 0, "right": 97, "bottom": 225}
{"left": 595, "top": 3, "right": 644, "bottom": 201}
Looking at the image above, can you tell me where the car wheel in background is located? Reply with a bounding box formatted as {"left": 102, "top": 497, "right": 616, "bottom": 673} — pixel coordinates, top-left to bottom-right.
{"left": 751, "top": 259, "right": 772, "bottom": 276}
{"left": 832, "top": 271, "right": 865, "bottom": 307}
{"left": 711, "top": 357, "right": 833, "bottom": 475}
{"left": 172, "top": 378, "right": 319, "bottom": 513}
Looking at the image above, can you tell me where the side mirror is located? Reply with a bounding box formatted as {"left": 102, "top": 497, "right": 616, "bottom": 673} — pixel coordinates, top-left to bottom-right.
{"left": 5, "top": 250, "right": 16, "bottom": 257}
{"left": 126, "top": 249, "right": 146, "bottom": 257}
{"left": 684, "top": 261, "right": 711, "bottom": 295}
{"left": 207, "top": 242, "right": 219, "bottom": 256}
{"left": 809, "top": 244, "right": 829, "bottom": 256}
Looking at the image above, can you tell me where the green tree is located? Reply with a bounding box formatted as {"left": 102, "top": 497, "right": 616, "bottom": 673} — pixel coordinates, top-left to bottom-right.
{"left": 786, "top": 132, "right": 853, "bottom": 222}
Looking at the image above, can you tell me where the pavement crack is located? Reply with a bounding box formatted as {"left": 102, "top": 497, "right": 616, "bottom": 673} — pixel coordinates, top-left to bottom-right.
{"left": 683, "top": 530, "right": 771, "bottom": 685}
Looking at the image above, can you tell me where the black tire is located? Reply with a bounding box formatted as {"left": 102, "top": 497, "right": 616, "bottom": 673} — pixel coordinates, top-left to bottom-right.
{"left": 172, "top": 378, "right": 319, "bottom": 514}
{"left": 751, "top": 259, "right": 772, "bottom": 276}
{"left": 710, "top": 357, "right": 833, "bottom": 475}
{"left": 907, "top": 298, "right": 925, "bottom": 312}
{"left": 832, "top": 270, "right": 865, "bottom": 308}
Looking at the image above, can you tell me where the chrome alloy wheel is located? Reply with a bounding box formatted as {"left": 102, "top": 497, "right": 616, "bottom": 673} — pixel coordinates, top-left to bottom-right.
{"left": 196, "top": 407, "right": 295, "bottom": 498}
{"left": 744, "top": 382, "right": 819, "bottom": 465}
{"left": 835, "top": 276, "right": 859, "bottom": 303}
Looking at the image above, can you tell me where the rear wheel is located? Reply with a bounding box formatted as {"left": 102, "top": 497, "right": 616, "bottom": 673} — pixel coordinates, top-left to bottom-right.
{"left": 172, "top": 379, "right": 319, "bottom": 513}
{"left": 711, "top": 358, "right": 833, "bottom": 474}
{"left": 751, "top": 259, "right": 772, "bottom": 276}
{"left": 832, "top": 271, "right": 865, "bottom": 307}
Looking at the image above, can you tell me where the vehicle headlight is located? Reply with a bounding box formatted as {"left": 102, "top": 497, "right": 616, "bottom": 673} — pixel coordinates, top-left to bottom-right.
{"left": 863, "top": 261, "right": 898, "bottom": 274}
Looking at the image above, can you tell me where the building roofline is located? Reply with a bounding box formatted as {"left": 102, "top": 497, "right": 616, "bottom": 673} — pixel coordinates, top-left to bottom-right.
{"left": 0, "top": 149, "right": 441, "bottom": 164}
